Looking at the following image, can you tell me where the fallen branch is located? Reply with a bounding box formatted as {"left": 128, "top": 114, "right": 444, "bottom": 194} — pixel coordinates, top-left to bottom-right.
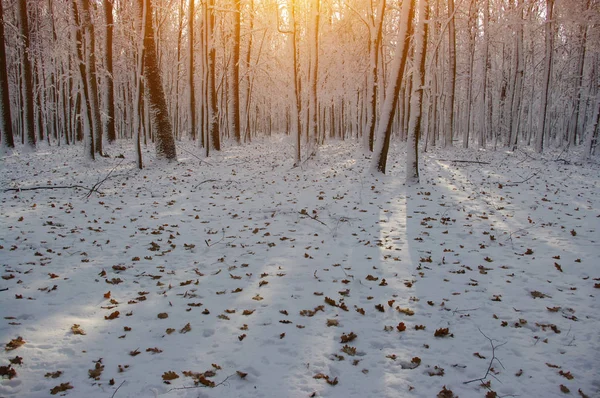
{"left": 436, "top": 159, "right": 491, "bottom": 165}
{"left": 504, "top": 172, "right": 538, "bottom": 187}
{"left": 4, "top": 185, "right": 98, "bottom": 193}
{"left": 464, "top": 328, "right": 507, "bottom": 385}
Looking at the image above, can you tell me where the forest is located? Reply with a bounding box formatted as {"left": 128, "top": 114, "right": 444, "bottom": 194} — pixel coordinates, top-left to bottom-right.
{"left": 0, "top": 0, "right": 598, "bottom": 173}
{"left": 1, "top": 1, "right": 599, "bottom": 398}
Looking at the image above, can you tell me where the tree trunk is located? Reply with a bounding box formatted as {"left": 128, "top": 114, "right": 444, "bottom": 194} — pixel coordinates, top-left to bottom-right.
{"left": 231, "top": 0, "right": 241, "bottom": 143}
{"left": 444, "top": 0, "right": 456, "bottom": 147}
{"left": 536, "top": 0, "right": 554, "bottom": 153}
{"left": 365, "top": 0, "right": 386, "bottom": 152}
{"left": 141, "top": 0, "right": 177, "bottom": 160}
{"left": 104, "top": 0, "right": 116, "bottom": 143}
{"left": 372, "top": 0, "right": 414, "bottom": 173}
{"left": 188, "top": 0, "right": 196, "bottom": 141}
{"left": 207, "top": 0, "right": 220, "bottom": 151}
{"left": 71, "top": 0, "right": 94, "bottom": 158}
{"left": 0, "top": 0, "right": 14, "bottom": 148}
{"left": 80, "top": 0, "right": 103, "bottom": 156}
{"left": 308, "top": 0, "right": 320, "bottom": 152}
{"left": 509, "top": 0, "right": 524, "bottom": 150}
{"left": 407, "top": 0, "right": 428, "bottom": 184}
{"left": 16, "top": 0, "right": 36, "bottom": 148}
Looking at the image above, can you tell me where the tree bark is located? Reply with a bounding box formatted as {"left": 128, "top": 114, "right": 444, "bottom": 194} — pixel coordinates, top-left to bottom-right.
{"left": 188, "top": 0, "right": 196, "bottom": 141}
{"left": 372, "top": 0, "right": 414, "bottom": 173}
{"left": 536, "top": 0, "right": 554, "bottom": 153}
{"left": 207, "top": 0, "right": 220, "bottom": 151}
{"left": 141, "top": 0, "right": 177, "bottom": 160}
{"left": 0, "top": 0, "right": 14, "bottom": 148}
{"left": 16, "top": 0, "right": 36, "bottom": 148}
{"left": 80, "top": 0, "right": 103, "bottom": 155}
{"left": 231, "top": 0, "right": 241, "bottom": 144}
{"left": 104, "top": 0, "right": 116, "bottom": 143}
{"left": 444, "top": 0, "right": 456, "bottom": 147}
{"left": 407, "top": 0, "right": 428, "bottom": 184}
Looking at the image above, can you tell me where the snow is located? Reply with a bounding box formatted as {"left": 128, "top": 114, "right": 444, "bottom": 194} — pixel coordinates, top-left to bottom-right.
{"left": 1, "top": 137, "right": 599, "bottom": 398}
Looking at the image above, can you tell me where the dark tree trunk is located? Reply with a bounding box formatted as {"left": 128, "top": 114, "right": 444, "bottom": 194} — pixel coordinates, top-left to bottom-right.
{"left": 0, "top": 0, "right": 14, "bottom": 148}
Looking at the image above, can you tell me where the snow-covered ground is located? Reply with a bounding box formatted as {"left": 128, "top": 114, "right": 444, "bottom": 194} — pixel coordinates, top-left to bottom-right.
{"left": 1, "top": 137, "right": 599, "bottom": 398}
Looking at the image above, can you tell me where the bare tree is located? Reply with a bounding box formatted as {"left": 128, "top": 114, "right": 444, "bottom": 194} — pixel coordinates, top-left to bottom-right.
{"left": 231, "top": 0, "right": 241, "bottom": 143}
{"left": 16, "top": 0, "right": 36, "bottom": 148}
{"left": 372, "top": 0, "right": 414, "bottom": 173}
{"left": 104, "top": 0, "right": 116, "bottom": 143}
{"left": 0, "top": 0, "right": 14, "bottom": 148}
{"left": 141, "top": 0, "right": 177, "bottom": 160}
{"left": 444, "top": 0, "right": 456, "bottom": 147}
{"left": 189, "top": 0, "right": 196, "bottom": 141}
{"left": 536, "top": 0, "right": 554, "bottom": 153}
{"left": 407, "top": 0, "right": 429, "bottom": 183}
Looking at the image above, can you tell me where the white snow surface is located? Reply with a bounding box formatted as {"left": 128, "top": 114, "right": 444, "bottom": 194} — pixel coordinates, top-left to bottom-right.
{"left": 1, "top": 137, "right": 599, "bottom": 398}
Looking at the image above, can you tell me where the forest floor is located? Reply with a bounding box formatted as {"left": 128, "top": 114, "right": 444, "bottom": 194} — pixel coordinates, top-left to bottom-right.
{"left": 1, "top": 136, "right": 599, "bottom": 398}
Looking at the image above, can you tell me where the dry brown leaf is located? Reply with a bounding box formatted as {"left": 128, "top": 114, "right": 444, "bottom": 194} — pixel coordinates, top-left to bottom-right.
{"left": 104, "top": 311, "right": 120, "bottom": 320}
{"left": 0, "top": 365, "right": 17, "bottom": 380}
{"left": 5, "top": 337, "right": 25, "bottom": 351}
{"left": 71, "top": 324, "right": 86, "bottom": 335}
{"left": 157, "top": 313, "right": 168, "bottom": 319}
{"left": 162, "top": 371, "right": 179, "bottom": 381}
{"left": 50, "top": 382, "right": 73, "bottom": 395}
{"left": 179, "top": 323, "right": 191, "bottom": 333}
{"left": 340, "top": 332, "right": 357, "bottom": 343}
{"left": 237, "top": 370, "right": 248, "bottom": 379}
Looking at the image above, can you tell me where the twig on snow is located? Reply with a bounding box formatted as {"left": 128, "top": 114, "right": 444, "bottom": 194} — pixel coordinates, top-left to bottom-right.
{"left": 86, "top": 158, "right": 125, "bottom": 198}
{"left": 452, "top": 308, "right": 479, "bottom": 315}
{"left": 176, "top": 144, "right": 213, "bottom": 166}
{"left": 167, "top": 373, "right": 236, "bottom": 392}
{"left": 298, "top": 211, "right": 327, "bottom": 227}
{"left": 194, "top": 179, "right": 219, "bottom": 189}
{"left": 464, "top": 328, "right": 507, "bottom": 386}
{"left": 4, "top": 185, "right": 97, "bottom": 194}
{"left": 503, "top": 172, "right": 538, "bottom": 187}
{"left": 110, "top": 380, "right": 126, "bottom": 398}
{"left": 435, "top": 159, "right": 491, "bottom": 165}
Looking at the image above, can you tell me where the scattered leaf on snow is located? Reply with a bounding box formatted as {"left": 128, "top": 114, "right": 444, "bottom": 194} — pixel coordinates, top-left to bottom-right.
{"left": 162, "top": 371, "right": 179, "bottom": 381}
{"left": 50, "top": 382, "right": 73, "bottom": 395}
{"left": 71, "top": 324, "right": 86, "bottom": 335}
{"left": 340, "top": 332, "right": 357, "bottom": 343}
{"left": 104, "top": 311, "right": 120, "bottom": 320}
{"left": 5, "top": 337, "right": 25, "bottom": 351}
